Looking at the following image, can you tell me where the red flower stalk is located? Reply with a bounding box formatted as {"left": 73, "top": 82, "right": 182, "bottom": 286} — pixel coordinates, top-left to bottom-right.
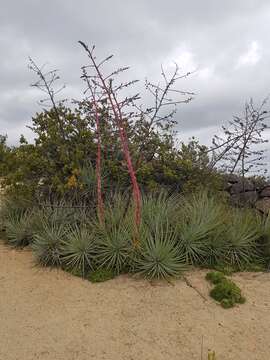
{"left": 79, "top": 41, "right": 141, "bottom": 230}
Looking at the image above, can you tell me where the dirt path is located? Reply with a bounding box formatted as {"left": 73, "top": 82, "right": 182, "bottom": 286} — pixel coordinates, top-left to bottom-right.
{"left": 0, "top": 243, "right": 270, "bottom": 360}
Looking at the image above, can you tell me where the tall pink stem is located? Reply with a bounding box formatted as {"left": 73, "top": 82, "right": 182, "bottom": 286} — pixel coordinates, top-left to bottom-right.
{"left": 79, "top": 41, "right": 141, "bottom": 231}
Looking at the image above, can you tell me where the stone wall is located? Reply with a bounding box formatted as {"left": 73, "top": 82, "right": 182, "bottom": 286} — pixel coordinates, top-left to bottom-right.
{"left": 225, "top": 174, "right": 270, "bottom": 214}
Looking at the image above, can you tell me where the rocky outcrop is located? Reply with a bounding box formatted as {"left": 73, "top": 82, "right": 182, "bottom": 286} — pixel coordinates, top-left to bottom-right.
{"left": 224, "top": 175, "right": 270, "bottom": 213}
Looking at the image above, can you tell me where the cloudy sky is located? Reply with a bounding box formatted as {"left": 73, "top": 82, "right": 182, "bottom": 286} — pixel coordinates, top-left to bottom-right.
{"left": 1, "top": 0, "right": 270, "bottom": 150}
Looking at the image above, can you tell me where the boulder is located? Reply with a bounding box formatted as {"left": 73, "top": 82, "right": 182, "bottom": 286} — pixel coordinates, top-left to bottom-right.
{"left": 255, "top": 198, "right": 270, "bottom": 214}
{"left": 260, "top": 186, "right": 270, "bottom": 198}
{"left": 230, "top": 180, "right": 254, "bottom": 194}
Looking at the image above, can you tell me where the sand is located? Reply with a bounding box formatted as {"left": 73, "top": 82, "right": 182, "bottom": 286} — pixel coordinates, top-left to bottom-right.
{"left": 0, "top": 243, "right": 269, "bottom": 360}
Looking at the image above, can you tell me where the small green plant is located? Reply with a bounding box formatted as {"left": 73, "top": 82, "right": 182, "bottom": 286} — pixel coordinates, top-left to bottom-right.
{"left": 88, "top": 268, "right": 115, "bottom": 282}
{"left": 208, "top": 350, "right": 216, "bottom": 360}
{"left": 212, "top": 264, "right": 235, "bottom": 276}
{"left": 205, "top": 271, "right": 225, "bottom": 284}
{"left": 209, "top": 277, "right": 246, "bottom": 308}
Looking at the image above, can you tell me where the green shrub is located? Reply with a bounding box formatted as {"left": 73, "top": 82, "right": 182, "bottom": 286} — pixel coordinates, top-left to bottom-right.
{"left": 61, "top": 225, "right": 96, "bottom": 277}
{"left": 209, "top": 278, "right": 246, "bottom": 308}
{"left": 205, "top": 271, "right": 225, "bottom": 284}
{"left": 220, "top": 298, "right": 234, "bottom": 309}
{"left": 88, "top": 268, "right": 115, "bottom": 282}
{"left": 211, "top": 264, "right": 235, "bottom": 276}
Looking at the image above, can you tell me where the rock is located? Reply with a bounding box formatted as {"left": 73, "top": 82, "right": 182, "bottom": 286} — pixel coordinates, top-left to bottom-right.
{"left": 230, "top": 180, "right": 254, "bottom": 194}
{"left": 231, "top": 191, "right": 258, "bottom": 206}
{"left": 260, "top": 186, "right": 270, "bottom": 198}
{"left": 255, "top": 198, "right": 270, "bottom": 214}
{"left": 225, "top": 174, "right": 240, "bottom": 184}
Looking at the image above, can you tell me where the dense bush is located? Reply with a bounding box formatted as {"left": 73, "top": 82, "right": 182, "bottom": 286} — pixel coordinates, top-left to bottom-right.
{"left": 0, "top": 104, "right": 223, "bottom": 205}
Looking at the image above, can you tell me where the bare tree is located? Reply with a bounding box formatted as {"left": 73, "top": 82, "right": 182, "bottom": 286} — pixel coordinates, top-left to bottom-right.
{"left": 132, "top": 64, "right": 195, "bottom": 169}
{"left": 28, "top": 58, "right": 66, "bottom": 140}
{"left": 209, "top": 98, "right": 270, "bottom": 186}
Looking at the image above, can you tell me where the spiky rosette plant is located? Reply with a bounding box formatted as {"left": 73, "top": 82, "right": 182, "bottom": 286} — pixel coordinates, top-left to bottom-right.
{"left": 95, "top": 222, "right": 132, "bottom": 274}
{"left": 38, "top": 200, "right": 85, "bottom": 227}
{"left": 61, "top": 225, "right": 96, "bottom": 277}
{"left": 93, "top": 194, "right": 133, "bottom": 274}
{"left": 133, "top": 222, "right": 185, "bottom": 279}
{"left": 141, "top": 192, "right": 181, "bottom": 231}
{"left": 203, "top": 233, "right": 228, "bottom": 267}
{"left": 32, "top": 220, "right": 68, "bottom": 267}
{"left": 4, "top": 211, "right": 34, "bottom": 247}
{"left": 258, "top": 212, "right": 270, "bottom": 267}
{"left": 0, "top": 197, "right": 28, "bottom": 230}
{"left": 176, "top": 191, "right": 227, "bottom": 265}
{"left": 223, "top": 209, "right": 261, "bottom": 269}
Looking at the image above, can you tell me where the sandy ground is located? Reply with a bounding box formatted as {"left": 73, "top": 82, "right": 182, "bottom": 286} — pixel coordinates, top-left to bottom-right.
{"left": 0, "top": 243, "right": 270, "bottom": 360}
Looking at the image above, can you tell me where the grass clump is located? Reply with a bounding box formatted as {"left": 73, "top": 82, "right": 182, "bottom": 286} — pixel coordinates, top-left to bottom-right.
{"left": 206, "top": 271, "right": 246, "bottom": 308}
{"left": 88, "top": 268, "right": 115, "bottom": 283}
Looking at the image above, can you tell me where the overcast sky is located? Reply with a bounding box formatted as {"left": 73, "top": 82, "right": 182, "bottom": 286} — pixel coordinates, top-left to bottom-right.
{"left": 1, "top": 0, "right": 270, "bottom": 151}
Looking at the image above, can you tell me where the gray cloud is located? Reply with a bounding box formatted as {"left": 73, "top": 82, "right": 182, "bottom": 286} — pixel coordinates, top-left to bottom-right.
{"left": 1, "top": 0, "right": 270, "bottom": 155}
